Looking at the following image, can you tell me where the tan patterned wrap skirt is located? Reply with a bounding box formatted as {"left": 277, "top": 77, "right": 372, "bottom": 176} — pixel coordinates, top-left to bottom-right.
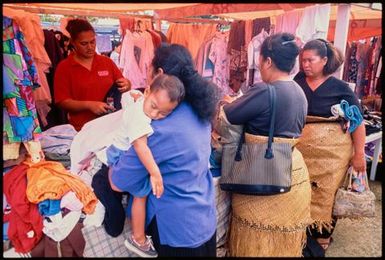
{"left": 296, "top": 116, "right": 353, "bottom": 233}
{"left": 228, "top": 134, "right": 312, "bottom": 257}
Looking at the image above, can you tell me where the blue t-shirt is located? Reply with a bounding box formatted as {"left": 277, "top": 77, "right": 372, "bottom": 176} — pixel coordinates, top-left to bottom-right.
{"left": 110, "top": 102, "right": 216, "bottom": 248}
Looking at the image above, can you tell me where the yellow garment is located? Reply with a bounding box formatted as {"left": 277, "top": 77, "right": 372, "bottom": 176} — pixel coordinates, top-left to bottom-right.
{"left": 25, "top": 161, "right": 97, "bottom": 214}
{"left": 228, "top": 134, "right": 312, "bottom": 257}
{"left": 3, "top": 141, "right": 43, "bottom": 162}
{"left": 296, "top": 116, "right": 353, "bottom": 232}
{"left": 167, "top": 22, "right": 217, "bottom": 60}
{"left": 3, "top": 142, "right": 21, "bottom": 160}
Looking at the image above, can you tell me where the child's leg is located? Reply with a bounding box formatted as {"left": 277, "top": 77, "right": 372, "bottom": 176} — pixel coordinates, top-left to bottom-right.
{"left": 131, "top": 196, "right": 147, "bottom": 245}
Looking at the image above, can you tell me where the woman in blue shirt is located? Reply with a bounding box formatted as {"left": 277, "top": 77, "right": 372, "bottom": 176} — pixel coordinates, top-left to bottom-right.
{"left": 109, "top": 44, "right": 220, "bottom": 257}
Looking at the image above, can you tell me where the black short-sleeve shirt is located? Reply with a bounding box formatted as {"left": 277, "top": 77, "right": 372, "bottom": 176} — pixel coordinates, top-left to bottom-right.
{"left": 223, "top": 80, "right": 308, "bottom": 138}
{"left": 294, "top": 73, "right": 362, "bottom": 118}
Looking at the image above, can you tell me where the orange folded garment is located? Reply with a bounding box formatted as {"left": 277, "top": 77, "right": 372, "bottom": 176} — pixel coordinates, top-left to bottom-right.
{"left": 25, "top": 160, "right": 97, "bottom": 214}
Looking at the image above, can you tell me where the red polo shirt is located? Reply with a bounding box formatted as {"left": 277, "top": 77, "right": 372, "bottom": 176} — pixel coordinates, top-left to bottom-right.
{"left": 54, "top": 53, "right": 123, "bottom": 131}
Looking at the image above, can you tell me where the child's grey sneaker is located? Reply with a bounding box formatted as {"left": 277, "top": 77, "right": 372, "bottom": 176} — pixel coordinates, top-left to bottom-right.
{"left": 124, "top": 234, "right": 158, "bottom": 258}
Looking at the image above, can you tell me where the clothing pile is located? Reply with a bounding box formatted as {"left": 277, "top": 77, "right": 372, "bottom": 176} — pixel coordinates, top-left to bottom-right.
{"left": 362, "top": 106, "right": 382, "bottom": 135}
{"left": 39, "top": 124, "right": 77, "bottom": 169}
{"left": 3, "top": 160, "right": 104, "bottom": 256}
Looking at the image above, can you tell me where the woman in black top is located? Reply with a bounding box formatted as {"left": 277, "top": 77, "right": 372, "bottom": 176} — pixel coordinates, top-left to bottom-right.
{"left": 294, "top": 39, "right": 366, "bottom": 251}
{"left": 221, "top": 33, "right": 312, "bottom": 257}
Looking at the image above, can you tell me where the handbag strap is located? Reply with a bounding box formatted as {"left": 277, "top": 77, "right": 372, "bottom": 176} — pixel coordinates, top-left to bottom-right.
{"left": 342, "top": 166, "right": 354, "bottom": 190}
{"left": 264, "top": 84, "right": 276, "bottom": 159}
{"left": 234, "top": 84, "right": 277, "bottom": 161}
{"left": 347, "top": 167, "right": 353, "bottom": 191}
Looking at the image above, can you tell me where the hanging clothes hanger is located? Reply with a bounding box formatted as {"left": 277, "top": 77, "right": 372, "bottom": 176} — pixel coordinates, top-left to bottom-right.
{"left": 134, "top": 20, "right": 143, "bottom": 34}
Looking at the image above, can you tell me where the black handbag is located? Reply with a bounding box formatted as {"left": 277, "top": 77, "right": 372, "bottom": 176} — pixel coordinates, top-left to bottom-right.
{"left": 220, "top": 84, "right": 293, "bottom": 195}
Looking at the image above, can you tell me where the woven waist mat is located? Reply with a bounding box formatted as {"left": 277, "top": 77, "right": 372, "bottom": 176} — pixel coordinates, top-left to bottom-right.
{"left": 231, "top": 148, "right": 312, "bottom": 231}
{"left": 296, "top": 120, "right": 353, "bottom": 227}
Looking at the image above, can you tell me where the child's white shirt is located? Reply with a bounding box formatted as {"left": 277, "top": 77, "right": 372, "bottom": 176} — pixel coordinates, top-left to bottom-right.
{"left": 70, "top": 90, "right": 153, "bottom": 173}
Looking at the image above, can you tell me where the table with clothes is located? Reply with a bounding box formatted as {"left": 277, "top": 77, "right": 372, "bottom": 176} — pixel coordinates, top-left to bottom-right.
{"left": 362, "top": 107, "right": 382, "bottom": 181}
{"left": 3, "top": 123, "right": 233, "bottom": 257}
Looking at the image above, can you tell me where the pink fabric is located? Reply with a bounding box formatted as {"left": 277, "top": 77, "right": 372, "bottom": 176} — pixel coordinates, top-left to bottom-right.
{"left": 119, "top": 17, "right": 135, "bottom": 37}
{"left": 275, "top": 9, "right": 303, "bottom": 35}
{"left": 147, "top": 29, "right": 162, "bottom": 48}
{"left": 244, "top": 19, "right": 253, "bottom": 47}
{"left": 134, "top": 17, "right": 153, "bottom": 31}
{"left": 202, "top": 41, "right": 214, "bottom": 78}
{"left": 209, "top": 32, "right": 232, "bottom": 95}
{"left": 195, "top": 39, "right": 209, "bottom": 75}
{"left": 60, "top": 191, "right": 84, "bottom": 211}
{"left": 120, "top": 31, "right": 147, "bottom": 89}
{"left": 132, "top": 31, "right": 154, "bottom": 80}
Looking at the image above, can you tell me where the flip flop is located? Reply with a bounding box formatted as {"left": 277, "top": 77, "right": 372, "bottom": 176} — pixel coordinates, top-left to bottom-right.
{"left": 318, "top": 237, "right": 334, "bottom": 251}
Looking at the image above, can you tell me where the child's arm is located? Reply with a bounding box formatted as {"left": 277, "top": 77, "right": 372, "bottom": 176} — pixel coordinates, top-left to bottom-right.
{"left": 132, "top": 135, "right": 164, "bottom": 198}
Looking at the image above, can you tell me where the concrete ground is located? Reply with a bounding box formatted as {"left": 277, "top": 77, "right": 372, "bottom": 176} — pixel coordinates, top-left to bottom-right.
{"left": 326, "top": 180, "right": 382, "bottom": 257}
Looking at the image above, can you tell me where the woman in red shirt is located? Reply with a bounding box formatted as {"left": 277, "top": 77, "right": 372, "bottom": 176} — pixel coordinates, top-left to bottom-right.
{"left": 54, "top": 19, "right": 131, "bottom": 131}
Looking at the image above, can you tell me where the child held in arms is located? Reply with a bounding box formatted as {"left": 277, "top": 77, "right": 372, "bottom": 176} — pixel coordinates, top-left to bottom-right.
{"left": 73, "top": 74, "right": 185, "bottom": 257}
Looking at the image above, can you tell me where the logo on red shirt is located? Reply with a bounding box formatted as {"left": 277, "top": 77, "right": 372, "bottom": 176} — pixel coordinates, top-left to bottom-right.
{"left": 98, "top": 70, "right": 109, "bottom": 76}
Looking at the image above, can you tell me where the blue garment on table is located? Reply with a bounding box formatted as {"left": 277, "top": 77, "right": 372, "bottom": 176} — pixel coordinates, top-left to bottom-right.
{"left": 111, "top": 102, "right": 216, "bottom": 248}
{"left": 3, "top": 222, "right": 9, "bottom": 240}
{"left": 339, "top": 99, "right": 363, "bottom": 133}
{"left": 40, "top": 124, "right": 77, "bottom": 154}
{"left": 38, "top": 199, "right": 61, "bottom": 216}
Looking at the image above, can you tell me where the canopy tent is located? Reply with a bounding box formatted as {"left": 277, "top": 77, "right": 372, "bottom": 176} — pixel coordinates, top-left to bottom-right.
{"left": 212, "top": 4, "right": 382, "bottom": 42}
{"left": 213, "top": 4, "right": 382, "bottom": 20}
{"left": 3, "top": 2, "right": 381, "bottom": 42}
{"left": 2, "top": 3, "right": 201, "bottom": 16}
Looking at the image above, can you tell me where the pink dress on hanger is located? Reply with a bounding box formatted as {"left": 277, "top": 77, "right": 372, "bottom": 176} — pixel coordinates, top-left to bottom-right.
{"left": 120, "top": 30, "right": 147, "bottom": 89}
{"left": 209, "top": 31, "right": 232, "bottom": 95}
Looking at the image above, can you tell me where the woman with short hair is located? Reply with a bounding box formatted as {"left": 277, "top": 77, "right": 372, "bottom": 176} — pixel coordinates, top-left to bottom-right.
{"left": 54, "top": 18, "right": 131, "bottom": 131}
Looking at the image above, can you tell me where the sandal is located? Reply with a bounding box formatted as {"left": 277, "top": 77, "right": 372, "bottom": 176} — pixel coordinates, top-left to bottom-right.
{"left": 317, "top": 237, "right": 334, "bottom": 251}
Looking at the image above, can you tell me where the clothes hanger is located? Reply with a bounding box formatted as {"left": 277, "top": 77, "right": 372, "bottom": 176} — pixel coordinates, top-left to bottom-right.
{"left": 134, "top": 20, "right": 143, "bottom": 34}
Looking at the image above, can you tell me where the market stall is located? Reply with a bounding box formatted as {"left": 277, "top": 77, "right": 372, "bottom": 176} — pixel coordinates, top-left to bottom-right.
{"left": 2, "top": 2, "right": 382, "bottom": 257}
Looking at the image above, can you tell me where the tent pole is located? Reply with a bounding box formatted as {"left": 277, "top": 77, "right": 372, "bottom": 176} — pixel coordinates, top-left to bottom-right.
{"left": 333, "top": 3, "right": 351, "bottom": 80}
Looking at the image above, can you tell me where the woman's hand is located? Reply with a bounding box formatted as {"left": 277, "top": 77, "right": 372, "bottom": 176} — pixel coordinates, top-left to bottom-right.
{"left": 222, "top": 95, "right": 236, "bottom": 104}
{"left": 88, "top": 101, "right": 115, "bottom": 115}
{"left": 350, "top": 152, "right": 366, "bottom": 173}
{"left": 116, "top": 77, "right": 131, "bottom": 93}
